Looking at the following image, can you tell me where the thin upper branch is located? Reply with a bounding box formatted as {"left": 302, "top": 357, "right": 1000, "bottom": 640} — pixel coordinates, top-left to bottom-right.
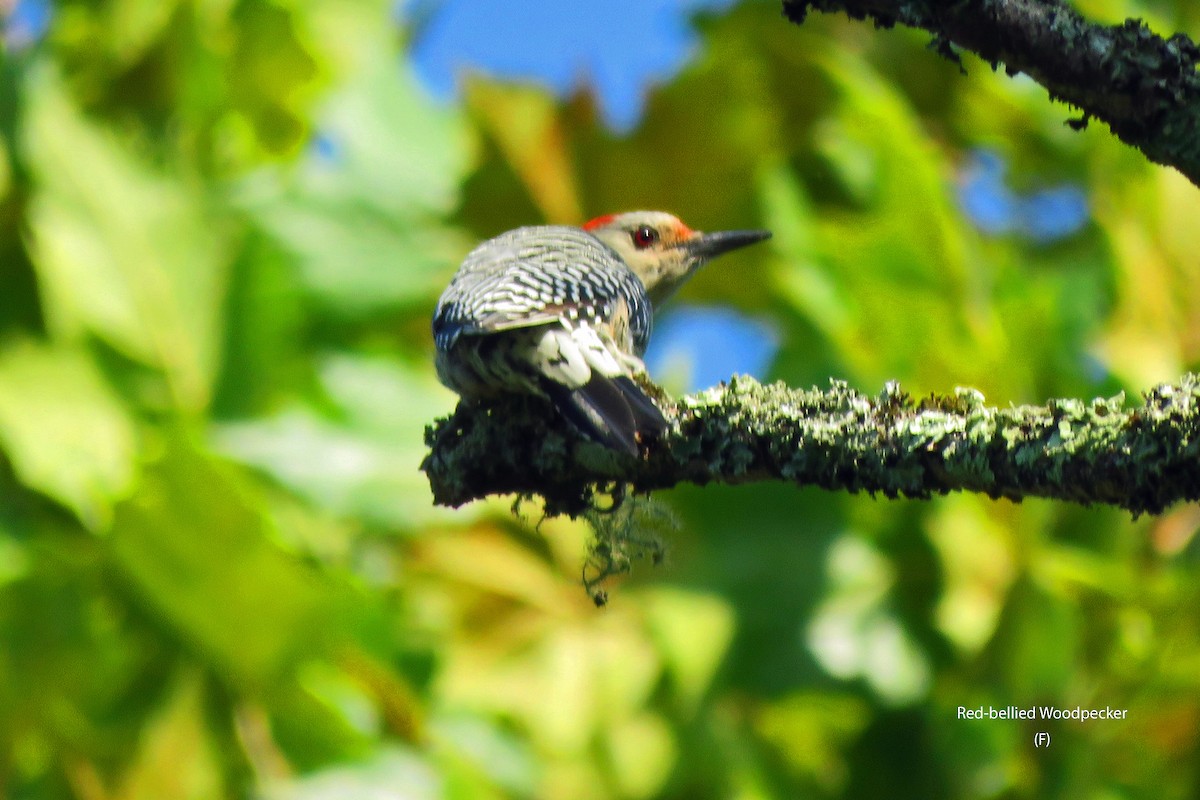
{"left": 422, "top": 374, "right": 1200, "bottom": 516}
{"left": 783, "top": 0, "right": 1200, "bottom": 186}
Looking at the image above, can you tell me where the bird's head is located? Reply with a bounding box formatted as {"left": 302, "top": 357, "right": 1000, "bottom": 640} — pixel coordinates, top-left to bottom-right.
{"left": 583, "top": 211, "right": 771, "bottom": 306}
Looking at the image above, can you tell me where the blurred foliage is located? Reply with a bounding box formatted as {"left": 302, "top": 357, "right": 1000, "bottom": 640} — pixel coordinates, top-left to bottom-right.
{"left": 1, "top": 0, "right": 1200, "bottom": 798}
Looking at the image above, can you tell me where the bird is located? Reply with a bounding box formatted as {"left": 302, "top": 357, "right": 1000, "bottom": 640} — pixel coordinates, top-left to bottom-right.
{"left": 432, "top": 211, "right": 771, "bottom": 455}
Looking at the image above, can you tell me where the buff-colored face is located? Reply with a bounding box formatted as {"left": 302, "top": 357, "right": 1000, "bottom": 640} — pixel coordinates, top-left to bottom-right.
{"left": 584, "top": 211, "right": 771, "bottom": 307}
{"left": 584, "top": 211, "right": 697, "bottom": 305}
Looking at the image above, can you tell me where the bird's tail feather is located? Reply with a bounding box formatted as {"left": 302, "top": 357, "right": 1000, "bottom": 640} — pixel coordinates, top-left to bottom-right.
{"left": 545, "top": 375, "right": 667, "bottom": 455}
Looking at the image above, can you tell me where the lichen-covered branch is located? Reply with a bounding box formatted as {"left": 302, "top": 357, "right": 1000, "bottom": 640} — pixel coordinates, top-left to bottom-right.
{"left": 782, "top": 0, "right": 1200, "bottom": 186}
{"left": 421, "top": 375, "right": 1200, "bottom": 516}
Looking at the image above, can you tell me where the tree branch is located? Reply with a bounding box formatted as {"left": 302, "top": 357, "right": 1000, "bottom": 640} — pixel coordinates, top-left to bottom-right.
{"left": 782, "top": 0, "right": 1200, "bottom": 186}
{"left": 422, "top": 374, "right": 1200, "bottom": 517}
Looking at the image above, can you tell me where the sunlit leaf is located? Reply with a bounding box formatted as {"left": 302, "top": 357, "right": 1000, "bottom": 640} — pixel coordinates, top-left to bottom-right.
{"left": 753, "top": 692, "right": 869, "bottom": 791}
{"left": 108, "top": 436, "right": 360, "bottom": 683}
{"left": 105, "top": 0, "right": 181, "bottom": 65}
{"left": 225, "top": 0, "right": 322, "bottom": 154}
{"left": 23, "top": 67, "right": 228, "bottom": 411}
{"left": 237, "top": 52, "right": 473, "bottom": 316}
{"left": 603, "top": 712, "right": 675, "bottom": 799}
{"left": 213, "top": 354, "right": 468, "bottom": 528}
{"left": 431, "top": 713, "right": 539, "bottom": 797}
{"left": 806, "top": 536, "right": 931, "bottom": 705}
{"left": 806, "top": 47, "right": 981, "bottom": 390}
{"left": 115, "top": 675, "right": 222, "bottom": 800}
{"left": 758, "top": 160, "right": 854, "bottom": 339}
{"left": 263, "top": 748, "right": 442, "bottom": 800}
{"left": 639, "top": 587, "right": 734, "bottom": 714}
{"left": 0, "top": 340, "right": 136, "bottom": 529}
{"left": 465, "top": 81, "right": 582, "bottom": 222}
{"left": 925, "top": 497, "right": 1016, "bottom": 653}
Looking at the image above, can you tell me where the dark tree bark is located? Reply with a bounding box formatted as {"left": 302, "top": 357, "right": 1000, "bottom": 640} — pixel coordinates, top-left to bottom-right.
{"left": 783, "top": 0, "right": 1200, "bottom": 187}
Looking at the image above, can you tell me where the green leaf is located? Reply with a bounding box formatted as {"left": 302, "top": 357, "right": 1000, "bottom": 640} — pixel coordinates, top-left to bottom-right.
{"left": 806, "top": 536, "right": 931, "bottom": 705}
{"left": 639, "top": 587, "right": 735, "bottom": 714}
{"left": 237, "top": 54, "right": 473, "bottom": 316}
{"left": 431, "top": 713, "right": 539, "bottom": 797}
{"left": 603, "top": 712, "right": 676, "bottom": 799}
{"left": 0, "top": 341, "right": 136, "bottom": 529}
{"left": 213, "top": 354, "right": 469, "bottom": 529}
{"left": 758, "top": 160, "right": 854, "bottom": 339}
{"left": 996, "top": 579, "right": 1079, "bottom": 698}
{"left": 103, "top": 0, "right": 182, "bottom": 66}
{"left": 262, "top": 748, "right": 442, "bottom": 800}
{"left": 792, "top": 46, "right": 989, "bottom": 390}
{"left": 753, "top": 692, "right": 870, "bottom": 791}
{"left": 224, "top": 0, "right": 323, "bottom": 154}
{"left": 108, "top": 436, "right": 359, "bottom": 683}
{"left": 116, "top": 674, "right": 223, "bottom": 800}
{"left": 22, "top": 66, "right": 228, "bottom": 411}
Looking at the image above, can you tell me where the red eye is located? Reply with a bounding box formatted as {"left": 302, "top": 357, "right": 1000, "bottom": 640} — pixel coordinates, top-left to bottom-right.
{"left": 632, "top": 225, "right": 659, "bottom": 249}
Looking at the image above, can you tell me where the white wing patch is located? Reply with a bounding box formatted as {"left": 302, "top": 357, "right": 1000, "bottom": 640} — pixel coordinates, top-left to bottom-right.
{"left": 532, "top": 324, "right": 633, "bottom": 389}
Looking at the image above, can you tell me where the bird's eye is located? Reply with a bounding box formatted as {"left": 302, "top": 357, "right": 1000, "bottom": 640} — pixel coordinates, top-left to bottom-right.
{"left": 632, "top": 225, "right": 659, "bottom": 249}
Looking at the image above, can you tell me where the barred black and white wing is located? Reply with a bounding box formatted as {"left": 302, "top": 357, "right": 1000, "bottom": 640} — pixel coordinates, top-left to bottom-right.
{"left": 433, "top": 226, "right": 652, "bottom": 350}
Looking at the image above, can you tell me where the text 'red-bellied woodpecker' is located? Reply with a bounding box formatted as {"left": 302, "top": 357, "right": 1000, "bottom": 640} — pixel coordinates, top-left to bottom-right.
{"left": 433, "top": 211, "right": 771, "bottom": 455}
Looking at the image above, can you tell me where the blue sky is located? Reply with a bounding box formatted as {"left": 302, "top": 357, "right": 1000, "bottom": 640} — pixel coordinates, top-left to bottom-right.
{"left": 404, "top": 0, "right": 1088, "bottom": 245}
{"left": 405, "top": 0, "right": 737, "bottom": 132}
{"left": 956, "top": 150, "right": 1088, "bottom": 243}
{"left": 3, "top": 0, "right": 50, "bottom": 49}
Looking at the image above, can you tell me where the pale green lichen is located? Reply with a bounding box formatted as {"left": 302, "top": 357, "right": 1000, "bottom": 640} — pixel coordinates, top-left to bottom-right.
{"left": 422, "top": 374, "right": 1200, "bottom": 516}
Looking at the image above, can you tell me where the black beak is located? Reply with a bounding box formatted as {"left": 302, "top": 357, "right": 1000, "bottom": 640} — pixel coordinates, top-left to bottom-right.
{"left": 686, "top": 228, "right": 772, "bottom": 260}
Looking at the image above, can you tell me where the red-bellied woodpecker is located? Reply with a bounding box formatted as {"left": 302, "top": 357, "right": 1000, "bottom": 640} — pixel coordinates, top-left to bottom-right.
{"left": 433, "top": 211, "right": 771, "bottom": 454}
